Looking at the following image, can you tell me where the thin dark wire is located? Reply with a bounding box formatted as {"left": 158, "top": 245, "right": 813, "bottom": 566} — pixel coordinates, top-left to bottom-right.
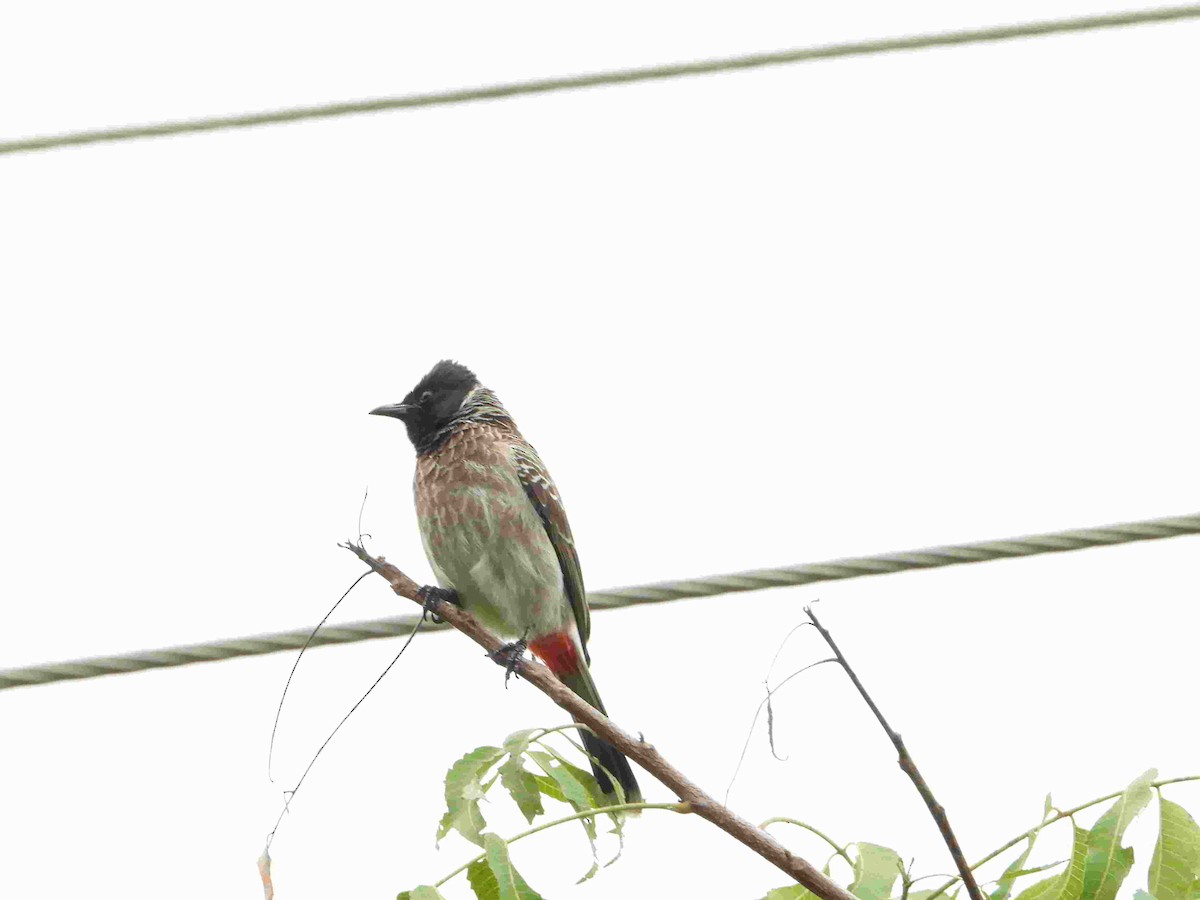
{"left": 723, "top": 657, "right": 838, "bottom": 805}
{"left": 266, "top": 617, "right": 425, "bottom": 850}
{"left": 357, "top": 487, "right": 372, "bottom": 545}
{"left": 267, "top": 569, "right": 373, "bottom": 783}
{"left": 766, "top": 693, "right": 785, "bottom": 762}
{"left": 762, "top": 621, "right": 815, "bottom": 762}
{"left": 765, "top": 622, "right": 815, "bottom": 686}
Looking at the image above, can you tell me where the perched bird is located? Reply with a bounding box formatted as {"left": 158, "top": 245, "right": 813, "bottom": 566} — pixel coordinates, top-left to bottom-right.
{"left": 370, "top": 360, "right": 642, "bottom": 804}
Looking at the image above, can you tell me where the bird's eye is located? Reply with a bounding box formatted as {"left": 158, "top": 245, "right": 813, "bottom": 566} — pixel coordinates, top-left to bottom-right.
{"left": 420, "top": 390, "right": 434, "bottom": 405}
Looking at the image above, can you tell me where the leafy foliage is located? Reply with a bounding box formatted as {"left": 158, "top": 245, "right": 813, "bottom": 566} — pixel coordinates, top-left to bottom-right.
{"left": 992, "top": 796, "right": 1054, "bottom": 900}
{"left": 1080, "top": 770, "right": 1157, "bottom": 900}
{"left": 397, "top": 887, "right": 447, "bottom": 900}
{"left": 1149, "top": 798, "right": 1200, "bottom": 900}
{"left": 1011, "top": 825, "right": 1087, "bottom": 900}
{"left": 764, "top": 887, "right": 820, "bottom": 900}
{"left": 849, "top": 843, "right": 903, "bottom": 900}
{"left": 436, "top": 745, "right": 506, "bottom": 847}
{"left": 402, "top": 727, "right": 637, "bottom": 899}
{"left": 401, "top": 730, "right": 1197, "bottom": 900}
{"left": 754, "top": 770, "right": 1197, "bottom": 900}
{"left": 481, "top": 834, "right": 545, "bottom": 900}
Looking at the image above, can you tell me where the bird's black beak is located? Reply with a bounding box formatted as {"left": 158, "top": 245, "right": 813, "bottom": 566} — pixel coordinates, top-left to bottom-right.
{"left": 369, "top": 403, "right": 417, "bottom": 420}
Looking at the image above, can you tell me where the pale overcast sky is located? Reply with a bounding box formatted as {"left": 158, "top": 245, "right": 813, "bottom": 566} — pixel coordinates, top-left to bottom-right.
{"left": 1, "top": 3, "right": 1197, "bottom": 899}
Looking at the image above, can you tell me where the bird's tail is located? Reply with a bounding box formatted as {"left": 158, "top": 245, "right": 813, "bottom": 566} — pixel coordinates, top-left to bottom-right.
{"left": 530, "top": 633, "right": 642, "bottom": 806}
{"left": 558, "top": 665, "right": 643, "bottom": 805}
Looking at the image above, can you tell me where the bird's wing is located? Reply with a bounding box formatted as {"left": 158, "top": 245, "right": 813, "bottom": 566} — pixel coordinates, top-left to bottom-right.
{"left": 510, "top": 443, "right": 591, "bottom": 660}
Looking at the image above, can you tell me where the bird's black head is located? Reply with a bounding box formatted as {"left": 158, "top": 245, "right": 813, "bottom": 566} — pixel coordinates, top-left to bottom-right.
{"left": 370, "top": 360, "right": 479, "bottom": 453}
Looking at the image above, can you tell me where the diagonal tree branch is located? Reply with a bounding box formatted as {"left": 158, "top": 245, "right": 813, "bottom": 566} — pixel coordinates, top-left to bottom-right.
{"left": 340, "top": 541, "right": 856, "bottom": 900}
{"left": 805, "top": 606, "right": 985, "bottom": 900}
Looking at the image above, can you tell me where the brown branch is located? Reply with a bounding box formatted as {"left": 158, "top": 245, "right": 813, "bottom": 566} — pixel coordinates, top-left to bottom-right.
{"left": 340, "top": 541, "right": 856, "bottom": 900}
{"left": 804, "top": 606, "right": 985, "bottom": 900}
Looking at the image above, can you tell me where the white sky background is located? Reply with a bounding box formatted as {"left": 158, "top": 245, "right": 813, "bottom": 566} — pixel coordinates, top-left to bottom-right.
{"left": 1, "top": 1, "right": 1198, "bottom": 897}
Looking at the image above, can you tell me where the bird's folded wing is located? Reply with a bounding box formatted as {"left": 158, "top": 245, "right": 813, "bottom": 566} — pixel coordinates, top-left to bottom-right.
{"left": 511, "top": 444, "right": 591, "bottom": 661}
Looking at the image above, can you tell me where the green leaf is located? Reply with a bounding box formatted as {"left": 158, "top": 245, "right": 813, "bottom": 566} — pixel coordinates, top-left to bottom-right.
{"left": 528, "top": 750, "right": 600, "bottom": 842}
{"left": 762, "top": 887, "right": 819, "bottom": 900}
{"left": 603, "top": 819, "right": 627, "bottom": 870}
{"left": 1150, "top": 799, "right": 1200, "bottom": 900}
{"left": 1005, "top": 862, "right": 1072, "bottom": 880}
{"left": 994, "top": 833, "right": 1044, "bottom": 898}
{"left": 1014, "top": 870, "right": 1058, "bottom": 899}
{"left": 1081, "top": 769, "right": 1157, "bottom": 900}
{"left": 531, "top": 773, "right": 568, "bottom": 804}
{"left": 993, "top": 796, "right": 1060, "bottom": 900}
{"left": 528, "top": 751, "right": 596, "bottom": 809}
{"left": 396, "top": 887, "right": 446, "bottom": 900}
{"left": 498, "top": 756, "right": 545, "bottom": 824}
{"left": 502, "top": 728, "right": 542, "bottom": 757}
{"left": 575, "top": 860, "right": 600, "bottom": 885}
{"left": 530, "top": 745, "right": 629, "bottom": 856}
{"left": 562, "top": 750, "right": 628, "bottom": 836}
{"left": 467, "top": 857, "right": 501, "bottom": 900}
{"left": 560, "top": 756, "right": 607, "bottom": 808}
{"left": 482, "top": 833, "right": 544, "bottom": 900}
{"left": 848, "top": 842, "right": 902, "bottom": 900}
{"left": 530, "top": 748, "right": 604, "bottom": 806}
{"left": 528, "top": 749, "right": 609, "bottom": 875}
{"left": 436, "top": 746, "right": 506, "bottom": 847}
{"left": 1015, "top": 825, "right": 1088, "bottom": 900}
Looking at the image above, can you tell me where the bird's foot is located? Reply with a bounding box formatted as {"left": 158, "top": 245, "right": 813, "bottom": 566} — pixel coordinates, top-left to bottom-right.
{"left": 417, "top": 585, "right": 460, "bottom": 624}
{"left": 487, "top": 637, "right": 529, "bottom": 688}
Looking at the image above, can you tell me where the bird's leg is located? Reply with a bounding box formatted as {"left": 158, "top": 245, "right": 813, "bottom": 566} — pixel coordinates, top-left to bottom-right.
{"left": 417, "top": 585, "right": 461, "bottom": 624}
{"left": 487, "top": 630, "right": 530, "bottom": 687}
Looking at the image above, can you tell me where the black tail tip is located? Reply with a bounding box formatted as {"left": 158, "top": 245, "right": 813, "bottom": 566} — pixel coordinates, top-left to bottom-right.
{"left": 582, "top": 732, "right": 642, "bottom": 809}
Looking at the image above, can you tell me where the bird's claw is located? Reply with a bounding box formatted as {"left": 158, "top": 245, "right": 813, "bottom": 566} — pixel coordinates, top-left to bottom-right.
{"left": 417, "top": 585, "right": 460, "bottom": 624}
{"left": 487, "top": 638, "right": 528, "bottom": 687}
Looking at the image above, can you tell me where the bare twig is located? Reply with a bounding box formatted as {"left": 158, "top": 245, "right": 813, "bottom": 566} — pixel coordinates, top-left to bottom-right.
{"left": 804, "top": 606, "right": 985, "bottom": 900}
{"left": 340, "top": 541, "right": 856, "bottom": 900}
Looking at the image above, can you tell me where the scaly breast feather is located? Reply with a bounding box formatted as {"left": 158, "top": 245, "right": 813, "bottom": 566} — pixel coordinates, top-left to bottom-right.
{"left": 413, "top": 425, "right": 567, "bottom": 634}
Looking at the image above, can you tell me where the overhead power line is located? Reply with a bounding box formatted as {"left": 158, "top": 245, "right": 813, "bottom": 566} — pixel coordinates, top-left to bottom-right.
{"left": 1, "top": 512, "right": 1195, "bottom": 691}
{"left": 3, "top": 5, "right": 1199, "bottom": 157}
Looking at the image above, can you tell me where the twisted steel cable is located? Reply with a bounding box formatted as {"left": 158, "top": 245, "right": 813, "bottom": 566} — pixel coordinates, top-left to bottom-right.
{"left": 1, "top": 512, "right": 1195, "bottom": 691}
{"left": 3, "top": 4, "right": 1199, "bottom": 156}
{"left": 0, "top": 617, "right": 444, "bottom": 690}
{"left": 588, "top": 514, "right": 1200, "bottom": 606}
